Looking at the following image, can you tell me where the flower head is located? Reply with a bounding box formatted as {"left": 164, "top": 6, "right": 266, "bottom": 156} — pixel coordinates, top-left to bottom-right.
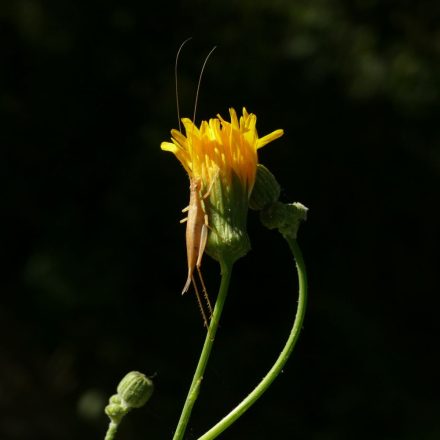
{"left": 161, "top": 107, "right": 283, "bottom": 263}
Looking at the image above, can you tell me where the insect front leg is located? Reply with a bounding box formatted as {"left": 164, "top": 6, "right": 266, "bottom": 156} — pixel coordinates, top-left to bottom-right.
{"left": 201, "top": 169, "right": 219, "bottom": 200}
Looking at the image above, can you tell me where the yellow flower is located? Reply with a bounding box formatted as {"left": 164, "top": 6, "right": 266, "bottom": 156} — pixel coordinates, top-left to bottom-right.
{"left": 161, "top": 108, "right": 283, "bottom": 195}
{"left": 161, "top": 107, "right": 284, "bottom": 263}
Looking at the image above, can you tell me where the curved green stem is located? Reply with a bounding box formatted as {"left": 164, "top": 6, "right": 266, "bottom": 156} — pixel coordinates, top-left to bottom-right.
{"left": 104, "top": 422, "right": 118, "bottom": 440}
{"left": 197, "top": 238, "right": 307, "bottom": 440}
{"left": 172, "top": 259, "right": 234, "bottom": 440}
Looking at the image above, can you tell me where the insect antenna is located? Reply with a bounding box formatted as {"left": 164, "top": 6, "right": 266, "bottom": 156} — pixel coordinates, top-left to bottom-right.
{"left": 175, "top": 37, "right": 192, "bottom": 132}
{"left": 192, "top": 45, "right": 217, "bottom": 126}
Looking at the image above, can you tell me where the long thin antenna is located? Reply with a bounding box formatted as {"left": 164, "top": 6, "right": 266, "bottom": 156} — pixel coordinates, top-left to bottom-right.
{"left": 175, "top": 37, "right": 192, "bottom": 132}
{"left": 192, "top": 45, "right": 217, "bottom": 126}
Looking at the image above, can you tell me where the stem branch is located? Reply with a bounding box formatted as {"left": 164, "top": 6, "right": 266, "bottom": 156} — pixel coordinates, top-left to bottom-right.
{"left": 197, "top": 238, "right": 307, "bottom": 440}
{"left": 104, "top": 422, "right": 118, "bottom": 440}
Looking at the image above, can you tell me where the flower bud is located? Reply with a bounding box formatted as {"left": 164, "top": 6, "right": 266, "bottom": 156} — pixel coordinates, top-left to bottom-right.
{"left": 105, "top": 394, "right": 128, "bottom": 424}
{"left": 249, "top": 164, "right": 281, "bottom": 211}
{"left": 117, "top": 371, "right": 154, "bottom": 409}
{"left": 260, "top": 201, "right": 308, "bottom": 239}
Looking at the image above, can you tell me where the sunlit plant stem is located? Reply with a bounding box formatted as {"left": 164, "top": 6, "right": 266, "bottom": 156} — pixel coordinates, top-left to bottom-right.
{"left": 173, "top": 237, "right": 307, "bottom": 440}
{"left": 172, "top": 259, "right": 233, "bottom": 440}
{"left": 197, "top": 238, "right": 307, "bottom": 439}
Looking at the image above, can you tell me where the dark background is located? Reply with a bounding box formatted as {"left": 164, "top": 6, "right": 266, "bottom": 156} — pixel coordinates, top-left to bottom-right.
{"left": 1, "top": 1, "right": 439, "bottom": 439}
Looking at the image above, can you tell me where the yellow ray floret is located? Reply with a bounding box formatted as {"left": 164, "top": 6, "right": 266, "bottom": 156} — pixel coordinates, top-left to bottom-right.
{"left": 161, "top": 107, "right": 284, "bottom": 195}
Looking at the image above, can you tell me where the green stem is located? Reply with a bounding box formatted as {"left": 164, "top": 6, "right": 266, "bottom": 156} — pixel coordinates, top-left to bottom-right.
{"left": 172, "top": 259, "right": 234, "bottom": 440}
{"left": 197, "top": 238, "right": 307, "bottom": 440}
{"left": 104, "top": 422, "right": 118, "bottom": 440}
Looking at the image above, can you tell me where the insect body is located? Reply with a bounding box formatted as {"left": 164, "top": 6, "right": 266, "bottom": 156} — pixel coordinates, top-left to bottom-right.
{"left": 182, "top": 177, "right": 207, "bottom": 293}
{"left": 180, "top": 177, "right": 213, "bottom": 326}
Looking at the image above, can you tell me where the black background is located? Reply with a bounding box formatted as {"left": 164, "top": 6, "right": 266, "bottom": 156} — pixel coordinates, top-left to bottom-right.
{"left": 1, "top": 1, "right": 439, "bottom": 439}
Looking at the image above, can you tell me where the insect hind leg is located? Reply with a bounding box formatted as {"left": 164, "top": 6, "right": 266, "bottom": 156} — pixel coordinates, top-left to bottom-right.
{"left": 196, "top": 266, "right": 213, "bottom": 319}
{"left": 191, "top": 275, "right": 209, "bottom": 328}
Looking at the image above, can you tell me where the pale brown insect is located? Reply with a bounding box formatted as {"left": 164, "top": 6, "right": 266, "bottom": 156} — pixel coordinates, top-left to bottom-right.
{"left": 180, "top": 177, "right": 213, "bottom": 326}
{"left": 175, "top": 39, "right": 216, "bottom": 327}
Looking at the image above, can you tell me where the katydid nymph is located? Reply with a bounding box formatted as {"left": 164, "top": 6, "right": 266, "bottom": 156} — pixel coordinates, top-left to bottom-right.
{"left": 175, "top": 39, "right": 217, "bottom": 327}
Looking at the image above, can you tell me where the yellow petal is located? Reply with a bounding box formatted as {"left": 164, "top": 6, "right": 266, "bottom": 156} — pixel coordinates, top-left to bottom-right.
{"left": 160, "top": 141, "right": 177, "bottom": 153}
{"left": 256, "top": 129, "right": 284, "bottom": 149}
